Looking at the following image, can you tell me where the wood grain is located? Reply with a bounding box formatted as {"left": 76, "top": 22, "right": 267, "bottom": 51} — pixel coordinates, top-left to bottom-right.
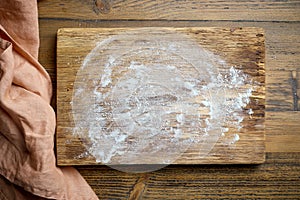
{"left": 38, "top": 0, "right": 300, "bottom": 21}
{"left": 37, "top": 0, "right": 300, "bottom": 198}
{"left": 56, "top": 27, "right": 265, "bottom": 165}
{"left": 77, "top": 152, "right": 300, "bottom": 199}
{"left": 266, "top": 111, "right": 300, "bottom": 152}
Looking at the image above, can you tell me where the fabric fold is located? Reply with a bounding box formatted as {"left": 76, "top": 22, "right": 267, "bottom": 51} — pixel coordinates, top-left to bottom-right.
{"left": 0, "top": 0, "right": 98, "bottom": 199}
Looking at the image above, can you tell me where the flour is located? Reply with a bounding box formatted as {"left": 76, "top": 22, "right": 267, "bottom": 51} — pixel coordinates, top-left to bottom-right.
{"left": 233, "top": 133, "right": 240, "bottom": 143}
{"left": 71, "top": 28, "right": 254, "bottom": 172}
{"left": 248, "top": 108, "right": 254, "bottom": 115}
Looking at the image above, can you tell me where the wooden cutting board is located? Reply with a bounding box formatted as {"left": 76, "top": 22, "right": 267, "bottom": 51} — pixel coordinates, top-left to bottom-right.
{"left": 56, "top": 27, "right": 265, "bottom": 166}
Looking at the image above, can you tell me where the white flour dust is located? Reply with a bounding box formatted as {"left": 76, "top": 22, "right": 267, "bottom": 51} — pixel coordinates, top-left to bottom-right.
{"left": 71, "top": 28, "right": 253, "bottom": 171}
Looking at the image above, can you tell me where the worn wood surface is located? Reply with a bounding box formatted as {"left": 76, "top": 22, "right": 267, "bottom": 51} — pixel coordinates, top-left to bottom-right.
{"left": 38, "top": 0, "right": 300, "bottom": 199}
{"left": 38, "top": 0, "right": 300, "bottom": 21}
{"left": 56, "top": 27, "right": 265, "bottom": 165}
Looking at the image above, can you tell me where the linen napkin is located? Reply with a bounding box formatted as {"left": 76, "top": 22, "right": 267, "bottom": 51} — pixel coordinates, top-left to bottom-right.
{"left": 0, "top": 0, "right": 98, "bottom": 199}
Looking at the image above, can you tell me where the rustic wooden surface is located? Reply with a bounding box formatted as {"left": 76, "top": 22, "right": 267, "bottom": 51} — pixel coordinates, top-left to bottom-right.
{"left": 56, "top": 27, "right": 265, "bottom": 165}
{"left": 38, "top": 0, "right": 300, "bottom": 199}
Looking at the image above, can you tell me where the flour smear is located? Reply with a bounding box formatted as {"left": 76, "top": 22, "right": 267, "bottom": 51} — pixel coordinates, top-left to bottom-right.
{"left": 71, "top": 28, "right": 253, "bottom": 173}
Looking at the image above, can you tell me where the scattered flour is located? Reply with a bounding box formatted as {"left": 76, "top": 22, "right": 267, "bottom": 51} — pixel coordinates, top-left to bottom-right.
{"left": 71, "top": 28, "right": 254, "bottom": 171}
{"left": 248, "top": 108, "right": 254, "bottom": 115}
{"left": 233, "top": 133, "right": 240, "bottom": 142}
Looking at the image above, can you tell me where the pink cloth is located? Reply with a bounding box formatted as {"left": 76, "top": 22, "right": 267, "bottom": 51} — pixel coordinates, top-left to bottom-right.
{"left": 0, "top": 0, "right": 98, "bottom": 199}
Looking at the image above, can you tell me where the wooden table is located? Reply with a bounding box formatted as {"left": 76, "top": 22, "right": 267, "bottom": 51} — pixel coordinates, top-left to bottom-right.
{"left": 38, "top": 0, "right": 300, "bottom": 198}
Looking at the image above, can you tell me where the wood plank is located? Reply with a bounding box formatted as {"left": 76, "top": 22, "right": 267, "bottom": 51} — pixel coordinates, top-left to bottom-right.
{"left": 38, "top": 0, "right": 300, "bottom": 21}
{"left": 266, "top": 111, "right": 300, "bottom": 152}
{"left": 56, "top": 27, "right": 265, "bottom": 165}
{"left": 76, "top": 152, "right": 300, "bottom": 199}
